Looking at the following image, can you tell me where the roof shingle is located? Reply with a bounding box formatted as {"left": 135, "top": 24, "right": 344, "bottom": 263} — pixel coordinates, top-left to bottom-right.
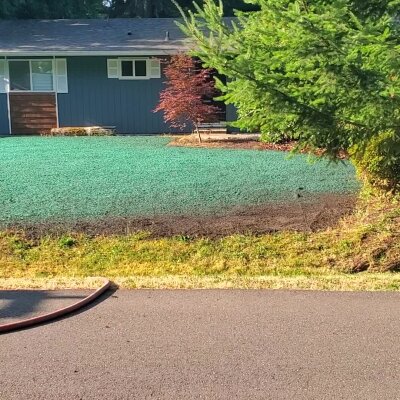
{"left": 0, "top": 18, "right": 191, "bottom": 55}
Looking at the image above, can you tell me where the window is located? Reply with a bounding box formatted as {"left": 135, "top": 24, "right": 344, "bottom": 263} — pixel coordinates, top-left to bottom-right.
{"left": 119, "top": 59, "right": 149, "bottom": 79}
{"left": 134, "top": 60, "right": 147, "bottom": 77}
{"left": 9, "top": 61, "right": 31, "bottom": 91}
{"left": 31, "top": 61, "right": 53, "bottom": 91}
{"left": 121, "top": 60, "right": 134, "bottom": 77}
{"left": 107, "top": 58, "right": 161, "bottom": 80}
{"left": 9, "top": 60, "right": 54, "bottom": 92}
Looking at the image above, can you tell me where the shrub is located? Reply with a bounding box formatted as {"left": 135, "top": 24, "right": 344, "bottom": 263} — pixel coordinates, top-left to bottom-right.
{"left": 154, "top": 54, "right": 220, "bottom": 142}
{"left": 352, "top": 131, "right": 400, "bottom": 192}
{"left": 260, "top": 130, "right": 299, "bottom": 144}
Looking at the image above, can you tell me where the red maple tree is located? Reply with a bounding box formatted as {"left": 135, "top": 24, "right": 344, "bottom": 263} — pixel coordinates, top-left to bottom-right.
{"left": 154, "top": 54, "right": 221, "bottom": 142}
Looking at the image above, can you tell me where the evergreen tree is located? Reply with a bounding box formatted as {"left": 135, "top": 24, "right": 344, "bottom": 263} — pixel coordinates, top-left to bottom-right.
{"left": 0, "top": 0, "right": 257, "bottom": 19}
{"left": 0, "top": 0, "right": 104, "bottom": 19}
{"left": 177, "top": 0, "right": 400, "bottom": 187}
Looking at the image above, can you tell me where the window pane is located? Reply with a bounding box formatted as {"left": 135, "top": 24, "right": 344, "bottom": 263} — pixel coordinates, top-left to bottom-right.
{"left": 135, "top": 60, "right": 147, "bottom": 77}
{"left": 32, "top": 60, "right": 52, "bottom": 74}
{"left": 121, "top": 61, "right": 133, "bottom": 77}
{"left": 9, "top": 61, "right": 31, "bottom": 91}
{"left": 32, "top": 61, "right": 53, "bottom": 91}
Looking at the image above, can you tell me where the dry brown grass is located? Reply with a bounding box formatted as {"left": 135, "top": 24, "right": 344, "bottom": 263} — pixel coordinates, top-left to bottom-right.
{"left": 0, "top": 192, "right": 399, "bottom": 291}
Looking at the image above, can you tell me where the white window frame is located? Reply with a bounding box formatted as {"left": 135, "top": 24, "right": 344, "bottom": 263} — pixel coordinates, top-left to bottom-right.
{"left": 118, "top": 58, "right": 150, "bottom": 80}
{"left": 8, "top": 59, "right": 55, "bottom": 93}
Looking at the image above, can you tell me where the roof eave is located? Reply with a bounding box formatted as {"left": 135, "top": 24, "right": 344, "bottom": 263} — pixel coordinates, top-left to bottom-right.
{"left": 0, "top": 49, "right": 188, "bottom": 57}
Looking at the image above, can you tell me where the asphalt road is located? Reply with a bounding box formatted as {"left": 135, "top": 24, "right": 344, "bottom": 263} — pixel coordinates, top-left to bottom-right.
{"left": 1, "top": 289, "right": 400, "bottom": 399}
{"left": 0, "top": 289, "right": 93, "bottom": 325}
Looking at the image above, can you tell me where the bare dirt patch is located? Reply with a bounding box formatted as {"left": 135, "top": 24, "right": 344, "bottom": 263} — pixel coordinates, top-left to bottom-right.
{"left": 4, "top": 194, "right": 356, "bottom": 240}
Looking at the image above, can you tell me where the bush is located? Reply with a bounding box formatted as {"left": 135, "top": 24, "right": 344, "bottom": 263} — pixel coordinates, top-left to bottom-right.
{"left": 260, "top": 130, "right": 299, "bottom": 144}
{"left": 352, "top": 131, "right": 400, "bottom": 192}
{"left": 43, "top": 127, "right": 115, "bottom": 136}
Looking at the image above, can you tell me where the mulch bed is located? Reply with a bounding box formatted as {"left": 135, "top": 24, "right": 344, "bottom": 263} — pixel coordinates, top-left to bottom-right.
{"left": 4, "top": 194, "right": 356, "bottom": 240}
{"left": 169, "top": 135, "right": 348, "bottom": 159}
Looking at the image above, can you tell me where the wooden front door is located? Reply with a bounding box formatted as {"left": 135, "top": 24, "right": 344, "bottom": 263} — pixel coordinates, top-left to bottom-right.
{"left": 9, "top": 93, "right": 57, "bottom": 135}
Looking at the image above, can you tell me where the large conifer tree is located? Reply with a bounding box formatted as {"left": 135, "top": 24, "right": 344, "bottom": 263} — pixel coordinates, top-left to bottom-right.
{"left": 177, "top": 1, "right": 400, "bottom": 158}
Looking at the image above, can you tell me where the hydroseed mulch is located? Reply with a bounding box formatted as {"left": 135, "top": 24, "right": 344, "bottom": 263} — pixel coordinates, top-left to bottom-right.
{"left": 0, "top": 136, "right": 359, "bottom": 235}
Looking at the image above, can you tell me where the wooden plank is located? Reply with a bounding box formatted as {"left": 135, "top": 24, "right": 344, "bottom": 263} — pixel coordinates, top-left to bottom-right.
{"left": 12, "top": 120, "right": 57, "bottom": 125}
{"left": 9, "top": 93, "right": 57, "bottom": 135}
{"left": 12, "top": 112, "right": 57, "bottom": 117}
{"left": 13, "top": 124, "right": 57, "bottom": 129}
{"left": 11, "top": 105, "right": 56, "bottom": 110}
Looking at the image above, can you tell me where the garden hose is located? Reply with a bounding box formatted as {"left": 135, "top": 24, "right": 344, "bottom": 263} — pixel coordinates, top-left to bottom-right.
{"left": 0, "top": 278, "right": 111, "bottom": 334}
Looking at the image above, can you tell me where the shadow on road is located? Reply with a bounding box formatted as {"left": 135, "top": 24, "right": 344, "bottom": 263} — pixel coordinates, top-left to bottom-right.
{"left": 0, "top": 288, "right": 115, "bottom": 328}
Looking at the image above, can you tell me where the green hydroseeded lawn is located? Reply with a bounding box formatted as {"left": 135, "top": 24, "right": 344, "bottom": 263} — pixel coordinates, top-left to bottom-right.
{"left": 0, "top": 135, "right": 359, "bottom": 223}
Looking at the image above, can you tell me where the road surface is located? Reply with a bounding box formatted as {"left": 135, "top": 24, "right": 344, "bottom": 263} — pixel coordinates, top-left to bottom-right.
{"left": 1, "top": 289, "right": 400, "bottom": 399}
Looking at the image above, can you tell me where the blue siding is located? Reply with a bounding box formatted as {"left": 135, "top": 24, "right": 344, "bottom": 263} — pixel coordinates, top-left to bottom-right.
{"left": 58, "top": 56, "right": 172, "bottom": 134}
{"left": 0, "top": 94, "right": 9, "bottom": 135}
{"left": 226, "top": 104, "right": 237, "bottom": 123}
{"left": 0, "top": 56, "right": 237, "bottom": 135}
{"left": 226, "top": 104, "right": 243, "bottom": 132}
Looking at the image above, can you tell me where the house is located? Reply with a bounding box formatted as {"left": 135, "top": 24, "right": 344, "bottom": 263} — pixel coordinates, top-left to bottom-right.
{"left": 0, "top": 18, "right": 235, "bottom": 135}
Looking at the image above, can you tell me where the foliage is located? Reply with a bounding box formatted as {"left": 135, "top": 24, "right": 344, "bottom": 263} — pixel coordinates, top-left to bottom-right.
{"left": 0, "top": 0, "right": 258, "bottom": 19}
{"left": 260, "top": 130, "right": 299, "bottom": 144}
{"left": 103, "top": 0, "right": 259, "bottom": 18}
{"left": 104, "top": 0, "right": 176, "bottom": 18}
{"left": 352, "top": 131, "right": 400, "bottom": 191}
{"left": 177, "top": 0, "right": 400, "bottom": 167}
{"left": 0, "top": 0, "right": 104, "bottom": 18}
{"left": 154, "top": 54, "right": 220, "bottom": 140}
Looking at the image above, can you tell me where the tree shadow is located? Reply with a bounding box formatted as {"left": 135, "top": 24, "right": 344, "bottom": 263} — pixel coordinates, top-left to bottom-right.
{"left": 0, "top": 287, "right": 115, "bottom": 328}
{"left": 0, "top": 291, "right": 85, "bottom": 321}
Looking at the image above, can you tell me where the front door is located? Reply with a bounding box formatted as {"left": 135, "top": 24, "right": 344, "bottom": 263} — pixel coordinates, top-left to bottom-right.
{"left": 9, "top": 92, "right": 57, "bottom": 135}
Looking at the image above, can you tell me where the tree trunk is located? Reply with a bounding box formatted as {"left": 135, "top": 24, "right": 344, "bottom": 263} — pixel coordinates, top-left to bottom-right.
{"left": 143, "top": 0, "right": 153, "bottom": 17}
{"left": 195, "top": 124, "right": 202, "bottom": 143}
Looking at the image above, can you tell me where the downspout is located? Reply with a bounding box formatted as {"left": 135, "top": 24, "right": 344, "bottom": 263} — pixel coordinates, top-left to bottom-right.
{"left": 53, "top": 56, "right": 60, "bottom": 128}
{"left": 5, "top": 56, "right": 11, "bottom": 135}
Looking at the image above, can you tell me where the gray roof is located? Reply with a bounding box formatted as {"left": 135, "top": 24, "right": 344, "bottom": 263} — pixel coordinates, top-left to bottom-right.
{"left": 0, "top": 18, "right": 193, "bottom": 55}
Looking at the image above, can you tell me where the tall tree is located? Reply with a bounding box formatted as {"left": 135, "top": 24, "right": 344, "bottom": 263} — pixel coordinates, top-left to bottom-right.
{"left": 106, "top": 0, "right": 181, "bottom": 18}
{"left": 105, "top": 0, "right": 258, "bottom": 18}
{"left": 0, "top": 0, "right": 104, "bottom": 19}
{"left": 0, "top": 0, "right": 258, "bottom": 19}
{"left": 178, "top": 0, "right": 400, "bottom": 189}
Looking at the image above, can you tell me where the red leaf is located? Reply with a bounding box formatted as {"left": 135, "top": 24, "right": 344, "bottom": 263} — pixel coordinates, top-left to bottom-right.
{"left": 154, "top": 54, "right": 221, "bottom": 130}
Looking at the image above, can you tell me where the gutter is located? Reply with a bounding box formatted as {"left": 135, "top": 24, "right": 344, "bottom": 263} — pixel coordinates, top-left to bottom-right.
{"left": 0, "top": 50, "right": 184, "bottom": 57}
